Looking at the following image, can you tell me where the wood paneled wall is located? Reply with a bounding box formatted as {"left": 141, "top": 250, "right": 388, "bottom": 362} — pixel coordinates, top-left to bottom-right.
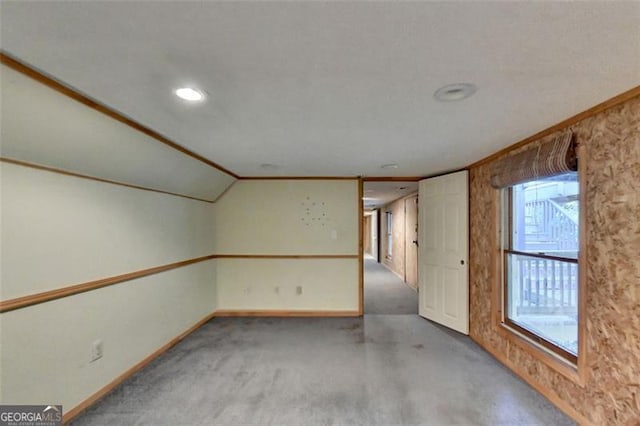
{"left": 381, "top": 198, "right": 406, "bottom": 279}
{"left": 468, "top": 95, "right": 640, "bottom": 423}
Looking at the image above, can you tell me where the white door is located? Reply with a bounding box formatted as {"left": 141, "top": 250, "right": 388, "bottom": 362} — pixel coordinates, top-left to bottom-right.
{"left": 418, "top": 170, "right": 469, "bottom": 334}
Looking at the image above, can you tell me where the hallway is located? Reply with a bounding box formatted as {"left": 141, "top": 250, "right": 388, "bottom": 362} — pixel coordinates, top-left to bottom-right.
{"left": 364, "top": 258, "right": 418, "bottom": 315}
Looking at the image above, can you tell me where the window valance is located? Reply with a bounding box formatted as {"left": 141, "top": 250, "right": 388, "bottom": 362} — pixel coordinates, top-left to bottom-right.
{"left": 490, "top": 132, "right": 577, "bottom": 189}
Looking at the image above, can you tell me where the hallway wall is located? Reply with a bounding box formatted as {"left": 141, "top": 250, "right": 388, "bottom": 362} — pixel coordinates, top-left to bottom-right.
{"left": 370, "top": 210, "right": 378, "bottom": 260}
{"left": 363, "top": 214, "right": 372, "bottom": 255}
{"left": 379, "top": 193, "right": 418, "bottom": 285}
{"left": 381, "top": 198, "right": 405, "bottom": 279}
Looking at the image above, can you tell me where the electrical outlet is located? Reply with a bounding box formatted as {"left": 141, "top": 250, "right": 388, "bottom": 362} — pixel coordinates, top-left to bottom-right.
{"left": 90, "top": 339, "right": 103, "bottom": 363}
{"left": 244, "top": 287, "right": 251, "bottom": 295}
{"left": 274, "top": 286, "right": 280, "bottom": 294}
{"left": 296, "top": 286, "right": 302, "bottom": 295}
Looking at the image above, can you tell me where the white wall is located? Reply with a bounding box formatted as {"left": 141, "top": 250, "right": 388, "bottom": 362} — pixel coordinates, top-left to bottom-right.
{"left": 0, "top": 62, "right": 230, "bottom": 410}
{"left": 214, "top": 180, "right": 358, "bottom": 255}
{"left": 0, "top": 159, "right": 217, "bottom": 409}
{"left": 1, "top": 163, "right": 216, "bottom": 299}
{"left": 214, "top": 180, "right": 359, "bottom": 311}
{"left": 1, "top": 63, "right": 236, "bottom": 201}
{"left": 0, "top": 171, "right": 361, "bottom": 411}
{"left": 217, "top": 258, "right": 357, "bottom": 311}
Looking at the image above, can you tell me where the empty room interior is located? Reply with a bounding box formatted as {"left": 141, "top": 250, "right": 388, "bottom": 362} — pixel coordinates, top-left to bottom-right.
{"left": 1, "top": 2, "right": 639, "bottom": 425}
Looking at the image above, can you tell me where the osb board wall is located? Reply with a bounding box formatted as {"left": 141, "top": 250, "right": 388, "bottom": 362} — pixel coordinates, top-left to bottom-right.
{"left": 381, "top": 198, "right": 405, "bottom": 279}
{"left": 469, "top": 95, "right": 640, "bottom": 424}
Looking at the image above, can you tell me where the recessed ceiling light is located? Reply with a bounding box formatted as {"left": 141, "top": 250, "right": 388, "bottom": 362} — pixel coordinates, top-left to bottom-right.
{"left": 434, "top": 83, "right": 477, "bottom": 102}
{"left": 175, "top": 87, "right": 205, "bottom": 102}
{"left": 381, "top": 163, "right": 399, "bottom": 169}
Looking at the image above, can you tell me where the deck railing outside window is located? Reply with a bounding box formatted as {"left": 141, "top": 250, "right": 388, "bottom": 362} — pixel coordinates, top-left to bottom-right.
{"left": 505, "top": 172, "right": 579, "bottom": 360}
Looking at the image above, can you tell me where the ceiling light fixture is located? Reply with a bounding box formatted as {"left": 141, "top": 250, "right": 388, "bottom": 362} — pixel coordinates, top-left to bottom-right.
{"left": 434, "top": 83, "right": 477, "bottom": 102}
{"left": 175, "top": 87, "right": 205, "bottom": 102}
{"left": 380, "top": 163, "right": 399, "bottom": 169}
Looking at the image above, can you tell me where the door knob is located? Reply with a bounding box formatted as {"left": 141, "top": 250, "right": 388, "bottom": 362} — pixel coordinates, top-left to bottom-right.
{"left": 460, "top": 260, "right": 465, "bottom": 265}
{"left": 413, "top": 240, "right": 419, "bottom": 246}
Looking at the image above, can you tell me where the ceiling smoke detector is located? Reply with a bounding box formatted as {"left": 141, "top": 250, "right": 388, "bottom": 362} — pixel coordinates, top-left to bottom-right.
{"left": 434, "top": 83, "right": 477, "bottom": 102}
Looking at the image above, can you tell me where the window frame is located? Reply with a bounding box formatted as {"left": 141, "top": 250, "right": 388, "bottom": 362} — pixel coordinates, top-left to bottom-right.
{"left": 493, "top": 144, "right": 587, "bottom": 386}
{"left": 502, "top": 183, "right": 579, "bottom": 364}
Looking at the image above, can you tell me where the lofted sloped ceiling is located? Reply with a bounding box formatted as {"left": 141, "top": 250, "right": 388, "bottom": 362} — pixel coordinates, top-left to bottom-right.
{"left": 1, "top": 63, "right": 236, "bottom": 202}
{"left": 1, "top": 1, "right": 639, "bottom": 178}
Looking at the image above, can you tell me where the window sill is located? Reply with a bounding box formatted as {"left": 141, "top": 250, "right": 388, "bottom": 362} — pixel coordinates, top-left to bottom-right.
{"left": 497, "top": 322, "right": 586, "bottom": 387}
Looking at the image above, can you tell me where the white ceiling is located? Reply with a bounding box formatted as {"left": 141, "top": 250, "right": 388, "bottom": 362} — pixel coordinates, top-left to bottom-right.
{"left": 2, "top": 64, "right": 236, "bottom": 201}
{"left": 364, "top": 181, "right": 418, "bottom": 210}
{"left": 2, "top": 1, "right": 639, "bottom": 178}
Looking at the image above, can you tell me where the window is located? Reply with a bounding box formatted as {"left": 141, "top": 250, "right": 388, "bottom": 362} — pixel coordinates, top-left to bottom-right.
{"left": 504, "top": 172, "right": 579, "bottom": 363}
{"left": 386, "top": 211, "right": 393, "bottom": 257}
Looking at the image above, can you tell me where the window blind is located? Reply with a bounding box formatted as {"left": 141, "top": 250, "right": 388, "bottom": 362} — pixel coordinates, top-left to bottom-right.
{"left": 490, "top": 132, "right": 577, "bottom": 189}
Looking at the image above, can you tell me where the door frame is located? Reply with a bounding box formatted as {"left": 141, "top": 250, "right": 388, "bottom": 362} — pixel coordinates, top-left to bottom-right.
{"left": 404, "top": 194, "right": 419, "bottom": 289}
{"left": 359, "top": 177, "right": 423, "bottom": 315}
{"left": 359, "top": 173, "right": 467, "bottom": 316}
